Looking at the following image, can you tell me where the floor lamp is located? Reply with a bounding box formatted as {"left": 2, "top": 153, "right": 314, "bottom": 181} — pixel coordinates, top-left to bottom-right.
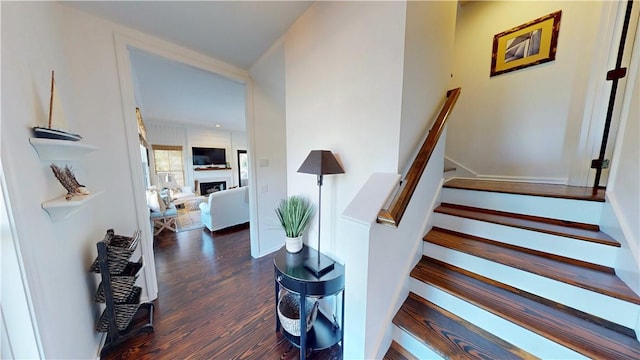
{"left": 297, "top": 150, "right": 345, "bottom": 277}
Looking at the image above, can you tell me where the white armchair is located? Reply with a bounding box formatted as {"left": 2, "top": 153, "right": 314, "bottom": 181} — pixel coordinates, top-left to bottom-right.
{"left": 199, "top": 187, "right": 249, "bottom": 232}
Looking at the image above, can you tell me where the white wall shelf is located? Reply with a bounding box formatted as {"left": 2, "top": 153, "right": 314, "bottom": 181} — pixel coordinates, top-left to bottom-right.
{"left": 42, "top": 191, "right": 104, "bottom": 221}
{"left": 29, "top": 138, "right": 97, "bottom": 161}
{"left": 30, "top": 137, "right": 102, "bottom": 220}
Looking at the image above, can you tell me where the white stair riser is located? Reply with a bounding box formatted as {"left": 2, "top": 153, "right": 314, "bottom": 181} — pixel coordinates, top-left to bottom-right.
{"left": 441, "top": 188, "right": 603, "bottom": 224}
{"left": 423, "top": 242, "right": 640, "bottom": 330}
{"left": 433, "top": 213, "right": 617, "bottom": 268}
{"left": 392, "top": 325, "right": 444, "bottom": 360}
{"left": 409, "top": 278, "right": 586, "bottom": 359}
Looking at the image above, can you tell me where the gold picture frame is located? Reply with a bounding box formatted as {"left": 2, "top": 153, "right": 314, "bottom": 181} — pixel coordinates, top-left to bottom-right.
{"left": 490, "top": 11, "right": 562, "bottom": 77}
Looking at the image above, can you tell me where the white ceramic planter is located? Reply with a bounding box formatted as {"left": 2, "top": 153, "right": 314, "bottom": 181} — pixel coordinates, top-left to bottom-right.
{"left": 285, "top": 236, "right": 303, "bottom": 253}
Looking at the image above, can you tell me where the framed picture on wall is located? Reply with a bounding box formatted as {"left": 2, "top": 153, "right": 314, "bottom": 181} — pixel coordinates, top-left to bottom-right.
{"left": 490, "top": 10, "right": 562, "bottom": 77}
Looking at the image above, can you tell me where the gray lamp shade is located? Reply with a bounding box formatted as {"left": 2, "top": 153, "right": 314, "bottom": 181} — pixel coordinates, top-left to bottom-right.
{"left": 297, "top": 150, "right": 344, "bottom": 175}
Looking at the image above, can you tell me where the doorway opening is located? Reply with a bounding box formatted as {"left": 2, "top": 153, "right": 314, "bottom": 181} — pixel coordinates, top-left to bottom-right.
{"left": 115, "top": 35, "right": 255, "bottom": 301}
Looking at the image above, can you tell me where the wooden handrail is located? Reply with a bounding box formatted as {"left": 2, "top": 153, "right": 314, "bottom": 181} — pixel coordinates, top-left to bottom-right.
{"left": 377, "top": 88, "right": 461, "bottom": 227}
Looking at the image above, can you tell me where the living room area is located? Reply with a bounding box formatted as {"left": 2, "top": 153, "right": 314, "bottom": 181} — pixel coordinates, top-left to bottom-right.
{"left": 144, "top": 122, "right": 250, "bottom": 234}
{"left": 133, "top": 50, "right": 250, "bottom": 237}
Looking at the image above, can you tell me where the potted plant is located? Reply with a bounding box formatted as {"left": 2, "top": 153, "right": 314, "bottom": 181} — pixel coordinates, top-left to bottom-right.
{"left": 276, "top": 195, "right": 315, "bottom": 253}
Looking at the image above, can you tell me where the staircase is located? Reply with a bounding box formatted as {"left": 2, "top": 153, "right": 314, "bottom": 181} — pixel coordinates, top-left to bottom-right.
{"left": 384, "top": 179, "right": 640, "bottom": 359}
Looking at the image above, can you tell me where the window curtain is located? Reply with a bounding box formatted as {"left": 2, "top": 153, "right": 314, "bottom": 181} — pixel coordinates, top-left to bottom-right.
{"left": 152, "top": 145, "right": 184, "bottom": 188}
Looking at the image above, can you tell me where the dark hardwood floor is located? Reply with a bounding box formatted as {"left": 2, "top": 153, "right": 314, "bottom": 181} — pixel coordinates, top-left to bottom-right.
{"left": 102, "top": 226, "right": 341, "bottom": 359}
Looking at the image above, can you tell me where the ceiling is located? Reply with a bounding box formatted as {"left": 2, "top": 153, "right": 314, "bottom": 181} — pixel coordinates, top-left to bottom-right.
{"left": 129, "top": 49, "right": 247, "bottom": 131}
{"left": 63, "top": 1, "right": 313, "bottom": 131}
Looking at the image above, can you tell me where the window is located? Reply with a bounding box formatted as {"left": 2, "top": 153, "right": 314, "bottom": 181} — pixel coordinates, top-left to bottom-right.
{"left": 152, "top": 144, "right": 184, "bottom": 187}
{"left": 237, "top": 150, "right": 248, "bottom": 187}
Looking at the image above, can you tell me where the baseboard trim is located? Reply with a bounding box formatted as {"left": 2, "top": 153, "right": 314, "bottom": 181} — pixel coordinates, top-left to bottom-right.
{"left": 256, "top": 243, "right": 284, "bottom": 258}
{"left": 444, "top": 156, "right": 568, "bottom": 185}
{"left": 444, "top": 156, "right": 477, "bottom": 178}
{"left": 475, "top": 175, "right": 568, "bottom": 185}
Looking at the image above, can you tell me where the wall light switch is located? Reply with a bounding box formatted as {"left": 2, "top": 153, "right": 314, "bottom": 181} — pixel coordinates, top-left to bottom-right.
{"left": 261, "top": 184, "right": 268, "bottom": 193}
{"left": 259, "top": 159, "right": 269, "bottom": 167}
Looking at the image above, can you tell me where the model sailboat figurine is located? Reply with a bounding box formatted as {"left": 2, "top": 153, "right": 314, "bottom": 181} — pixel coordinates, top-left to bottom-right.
{"left": 32, "top": 71, "right": 82, "bottom": 141}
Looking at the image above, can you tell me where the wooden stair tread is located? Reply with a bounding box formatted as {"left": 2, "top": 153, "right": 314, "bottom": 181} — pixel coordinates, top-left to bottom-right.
{"left": 425, "top": 228, "right": 640, "bottom": 304}
{"left": 435, "top": 203, "right": 619, "bottom": 247}
{"left": 444, "top": 179, "right": 605, "bottom": 202}
{"left": 393, "top": 292, "right": 537, "bottom": 360}
{"left": 383, "top": 341, "right": 420, "bottom": 360}
{"left": 412, "top": 257, "right": 640, "bottom": 359}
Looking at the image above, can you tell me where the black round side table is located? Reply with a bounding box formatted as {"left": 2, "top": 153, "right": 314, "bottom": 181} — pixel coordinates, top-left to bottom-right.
{"left": 274, "top": 245, "right": 345, "bottom": 360}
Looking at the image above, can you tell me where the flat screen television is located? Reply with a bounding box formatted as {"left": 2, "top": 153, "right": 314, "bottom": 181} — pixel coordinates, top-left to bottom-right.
{"left": 192, "top": 147, "right": 226, "bottom": 166}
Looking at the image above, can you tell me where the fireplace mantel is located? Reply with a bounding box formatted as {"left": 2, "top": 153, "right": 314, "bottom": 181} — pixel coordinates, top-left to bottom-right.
{"left": 193, "top": 168, "right": 233, "bottom": 196}
{"left": 200, "top": 181, "right": 227, "bottom": 196}
{"left": 193, "top": 169, "right": 231, "bottom": 180}
{"left": 194, "top": 167, "right": 232, "bottom": 171}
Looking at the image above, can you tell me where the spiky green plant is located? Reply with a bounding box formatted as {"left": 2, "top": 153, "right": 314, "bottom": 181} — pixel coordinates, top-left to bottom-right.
{"left": 275, "top": 195, "right": 315, "bottom": 238}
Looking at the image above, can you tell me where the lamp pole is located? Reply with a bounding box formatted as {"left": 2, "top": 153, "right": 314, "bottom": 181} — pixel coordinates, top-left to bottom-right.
{"left": 298, "top": 149, "right": 343, "bottom": 277}
{"left": 316, "top": 174, "right": 323, "bottom": 269}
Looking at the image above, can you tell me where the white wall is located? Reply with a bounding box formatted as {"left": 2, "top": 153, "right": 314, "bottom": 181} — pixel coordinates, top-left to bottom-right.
{"left": 284, "top": 1, "right": 407, "bottom": 261}
{"left": 447, "top": 1, "right": 603, "bottom": 183}
{"left": 284, "top": 1, "right": 457, "bottom": 356}
{"left": 1, "top": 2, "right": 145, "bottom": 358}
{"left": 249, "top": 41, "right": 289, "bottom": 257}
{"left": 398, "top": 1, "right": 457, "bottom": 171}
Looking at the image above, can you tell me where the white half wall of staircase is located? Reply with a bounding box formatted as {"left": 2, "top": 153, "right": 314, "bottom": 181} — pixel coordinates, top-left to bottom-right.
{"left": 342, "top": 134, "right": 447, "bottom": 359}
{"left": 341, "top": 172, "right": 399, "bottom": 359}
{"left": 602, "top": 22, "right": 640, "bottom": 298}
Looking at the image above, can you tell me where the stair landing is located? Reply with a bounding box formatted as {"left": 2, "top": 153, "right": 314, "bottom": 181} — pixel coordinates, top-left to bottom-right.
{"left": 444, "top": 179, "right": 605, "bottom": 202}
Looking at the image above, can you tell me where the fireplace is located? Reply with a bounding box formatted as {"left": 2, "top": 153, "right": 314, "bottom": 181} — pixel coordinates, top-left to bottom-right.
{"left": 200, "top": 181, "right": 226, "bottom": 196}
